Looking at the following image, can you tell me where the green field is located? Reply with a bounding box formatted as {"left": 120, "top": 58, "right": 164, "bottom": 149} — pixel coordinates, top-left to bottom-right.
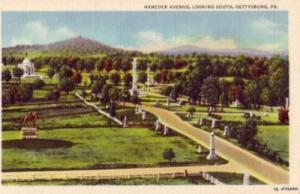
{"left": 2, "top": 126, "right": 226, "bottom": 171}
{"left": 257, "top": 125, "right": 289, "bottom": 161}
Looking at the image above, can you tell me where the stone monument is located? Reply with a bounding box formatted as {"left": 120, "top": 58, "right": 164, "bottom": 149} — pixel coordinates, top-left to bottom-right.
{"left": 223, "top": 125, "right": 230, "bottom": 137}
{"left": 197, "top": 145, "right": 203, "bottom": 153}
{"left": 142, "top": 111, "right": 146, "bottom": 120}
{"left": 163, "top": 126, "right": 169, "bottom": 135}
{"left": 20, "top": 111, "right": 38, "bottom": 139}
{"left": 206, "top": 132, "right": 218, "bottom": 160}
{"left": 123, "top": 115, "right": 128, "bottom": 128}
{"left": 243, "top": 173, "right": 250, "bottom": 185}
{"left": 155, "top": 120, "right": 160, "bottom": 130}
{"left": 130, "top": 58, "right": 140, "bottom": 96}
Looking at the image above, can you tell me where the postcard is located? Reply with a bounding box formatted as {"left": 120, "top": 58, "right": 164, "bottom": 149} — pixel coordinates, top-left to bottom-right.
{"left": 0, "top": 0, "right": 300, "bottom": 194}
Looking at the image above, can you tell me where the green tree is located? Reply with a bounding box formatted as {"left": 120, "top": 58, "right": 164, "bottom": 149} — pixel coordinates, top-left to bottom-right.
{"left": 201, "top": 76, "right": 220, "bottom": 107}
{"left": 163, "top": 148, "right": 176, "bottom": 163}
{"left": 59, "top": 78, "right": 75, "bottom": 98}
{"left": 47, "top": 68, "right": 55, "bottom": 80}
{"left": 20, "top": 84, "right": 34, "bottom": 102}
{"left": 186, "top": 106, "right": 196, "bottom": 119}
{"left": 33, "top": 79, "right": 45, "bottom": 89}
{"left": 95, "top": 59, "right": 104, "bottom": 72}
{"left": 12, "top": 67, "right": 24, "bottom": 81}
{"left": 110, "top": 72, "right": 121, "bottom": 85}
{"left": 138, "top": 72, "right": 147, "bottom": 83}
{"left": 59, "top": 65, "right": 73, "bottom": 80}
{"left": 123, "top": 73, "right": 132, "bottom": 87}
{"left": 237, "top": 118, "right": 258, "bottom": 147}
{"left": 243, "top": 80, "right": 261, "bottom": 109}
{"left": 2, "top": 69, "right": 12, "bottom": 82}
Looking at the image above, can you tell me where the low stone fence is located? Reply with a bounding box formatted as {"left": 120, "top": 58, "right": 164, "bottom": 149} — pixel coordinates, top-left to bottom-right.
{"left": 75, "top": 93, "right": 123, "bottom": 126}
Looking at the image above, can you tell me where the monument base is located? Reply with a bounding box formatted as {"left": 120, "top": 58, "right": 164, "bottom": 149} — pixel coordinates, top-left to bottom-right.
{"left": 21, "top": 127, "right": 38, "bottom": 140}
{"left": 206, "top": 149, "right": 218, "bottom": 160}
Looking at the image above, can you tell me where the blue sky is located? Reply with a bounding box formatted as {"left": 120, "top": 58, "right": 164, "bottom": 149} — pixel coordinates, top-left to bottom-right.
{"left": 2, "top": 11, "right": 288, "bottom": 52}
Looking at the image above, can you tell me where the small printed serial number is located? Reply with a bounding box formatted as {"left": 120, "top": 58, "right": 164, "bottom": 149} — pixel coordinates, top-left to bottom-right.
{"left": 273, "top": 186, "right": 298, "bottom": 192}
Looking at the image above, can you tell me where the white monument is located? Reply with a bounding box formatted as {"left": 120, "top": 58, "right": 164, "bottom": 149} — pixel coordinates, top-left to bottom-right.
{"left": 123, "top": 115, "right": 128, "bottom": 128}
{"left": 130, "top": 58, "right": 140, "bottom": 96}
{"left": 233, "top": 98, "right": 242, "bottom": 107}
{"left": 146, "top": 66, "right": 152, "bottom": 91}
{"left": 163, "top": 126, "right": 169, "bottom": 135}
{"left": 197, "top": 145, "right": 202, "bottom": 153}
{"left": 250, "top": 111, "right": 253, "bottom": 118}
{"left": 211, "top": 119, "right": 216, "bottom": 128}
{"left": 142, "top": 111, "right": 146, "bottom": 120}
{"left": 223, "top": 125, "right": 230, "bottom": 137}
{"left": 198, "top": 118, "right": 203, "bottom": 126}
{"left": 206, "top": 132, "right": 218, "bottom": 160}
{"left": 16, "top": 58, "right": 41, "bottom": 79}
{"left": 166, "top": 97, "right": 170, "bottom": 107}
{"left": 243, "top": 173, "right": 250, "bottom": 185}
{"left": 155, "top": 120, "right": 160, "bottom": 130}
{"left": 285, "top": 97, "right": 289, "bottom": 109}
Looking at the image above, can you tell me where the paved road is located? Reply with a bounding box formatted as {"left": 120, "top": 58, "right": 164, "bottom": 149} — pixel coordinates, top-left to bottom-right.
{"left": 2, "top": 163, "right": 237, "bottom": 182}
{"left": 142, "top": 105, "right": 289, "bottom": 184}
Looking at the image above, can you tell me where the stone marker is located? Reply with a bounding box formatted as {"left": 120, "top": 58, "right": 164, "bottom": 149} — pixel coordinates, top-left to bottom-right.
{"left": 243, "top": 173, "right": 250, "bottom": 185}
{"left": 206, "top": 132, "right": 218, "bottom": 160}
{"left": 223, "top": 125, "right": 230, "bottom": 137}
{"left": 123, "top": 115, "right": 128, "bottom": 128}
{"left": 163, "top": 125, "right": 169, "bottom": 135}
{"left": 155, "top": 120, "right": 160, "bottom": 130}
{"left": 285, "top": 97, "right": 289, "bottom": 109}
{"left": 197, "top": 145, "right": 202, "bottom": 153}
{"left": 211, "top": 119, "right": 216, "bottom": 128}
{"left": 142, "top": 111, "right": 146, "bottom": 120}
{"left": 198, "top": 118, "right": 203, "bottom": 126}
{"left": 166, "top": 97, "right": 170, "bottom": 107}
{"left": 250, "top": 111, "right": 253, "bottom": 118}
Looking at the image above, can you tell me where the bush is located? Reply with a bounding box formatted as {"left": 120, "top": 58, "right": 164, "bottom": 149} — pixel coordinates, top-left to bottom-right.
{"left": 163, "top": 148, "right": 176, "bottom": 163}
{"left": 47, "top": 89, "right": 61, "bottom": 101}
{"left": 33, "top": 79, "right": 45, "bottom": 89}
{"left": 278, "top": 107, "right": 289, "bottom": 124}
{"left": 161, "top": 86, "right": 173, "bottom": 96}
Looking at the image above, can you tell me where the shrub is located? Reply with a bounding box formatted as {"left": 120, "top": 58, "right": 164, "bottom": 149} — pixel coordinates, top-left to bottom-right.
{"left": 278, "top": 107, "right": 289, "bottom": 124}
{"left": 33, "top": 79, "right": 45, "bottom": 89}
{"left": 163, "top": 148, "right": 176, "bottom": 163}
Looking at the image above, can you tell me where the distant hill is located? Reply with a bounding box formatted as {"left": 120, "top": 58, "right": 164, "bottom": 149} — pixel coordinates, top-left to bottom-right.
{"left": 3, "top": 36, "right": 123, "bottom": 55}
{"left": 158, "top": 45, "right": 288, "bottom": 57}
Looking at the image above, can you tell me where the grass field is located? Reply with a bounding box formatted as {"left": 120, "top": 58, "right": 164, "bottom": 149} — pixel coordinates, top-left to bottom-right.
{"left": 257, "top": 125, "right": 289, "bottom": 161}
{"left": 2, "top": 126, "right": 226, "bottom": 171}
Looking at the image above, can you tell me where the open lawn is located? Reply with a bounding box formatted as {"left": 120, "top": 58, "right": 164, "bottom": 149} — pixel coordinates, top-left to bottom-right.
{"left": 2, "top": 127, "right": 225, "bottom": 171}
{"left": 257, "top": 125, "right": 289, "bottom": 161}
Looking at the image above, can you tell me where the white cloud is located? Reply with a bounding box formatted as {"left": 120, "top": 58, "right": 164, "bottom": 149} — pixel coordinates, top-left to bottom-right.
{"left": 9, "top": 20, "right": 76, "bottom": 46}
{"left": 138, "top": 31, "right": 163, "bottom": 43}
{"left": 257, "top": 43, "right": 283, "bottom": 51}
{"left": 252, "top": 17, "right": 283, "bottom": 36}
{"left": 9, "top": 38, "right": 32, "bottom": 46}
{"left": 24, "top": 20, "right": 48, "bottom": 42}
{"left": 194, "top": 36, "right": 237, "bottom": 50}
{"left": 133, "top": 32, "right": 238, "bottom": 53}
{"left": 54, "top": 26, "right": 76, "bottom": 38}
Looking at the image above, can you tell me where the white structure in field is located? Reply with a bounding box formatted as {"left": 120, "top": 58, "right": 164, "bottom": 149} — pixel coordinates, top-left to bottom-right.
{"left": 206, "top": 132, "right": 218, "bottom": 160}
{"left": 243, "top": 173, "right": 250, "bottom": 185}
{"left": 18, "top": 58, "right": 35, "bottom": 77}
{"left": 15, "top": 57, "right": 42, "bottom": 79}
{"left": 130, "top": 58, "right": 140, "bottom": 95}
{"left": 285, "top": 97, "right": 289, "bottom": 109}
